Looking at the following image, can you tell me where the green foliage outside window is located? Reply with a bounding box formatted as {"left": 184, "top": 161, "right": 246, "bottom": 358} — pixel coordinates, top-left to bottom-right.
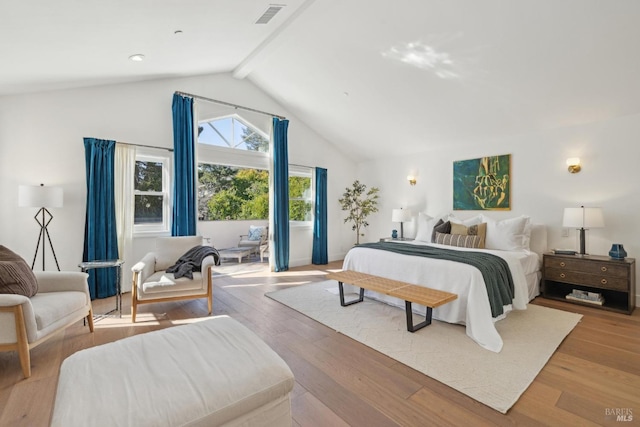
{"left": 198, "top": 164, "right": 312, "bottom": 221}
{"left": 134, "top": 160, "right": 164, "bottom": 224}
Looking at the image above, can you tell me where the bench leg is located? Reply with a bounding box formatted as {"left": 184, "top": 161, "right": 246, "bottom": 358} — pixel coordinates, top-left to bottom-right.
{"left": 405, "top": 301, "right": 432, "bottom": 332}
{"left": 338, "top": 281, "right": 365, "bottom": 307}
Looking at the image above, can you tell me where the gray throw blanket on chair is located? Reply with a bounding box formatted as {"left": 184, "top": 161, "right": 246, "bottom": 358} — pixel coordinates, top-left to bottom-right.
{"left": 167, "top": 245, "right": 221, "bottom": 279}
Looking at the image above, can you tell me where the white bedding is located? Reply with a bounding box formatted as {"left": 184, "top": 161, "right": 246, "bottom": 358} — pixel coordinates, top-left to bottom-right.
{"left": 342, "top": 241, "right": 540, "bottom": 352}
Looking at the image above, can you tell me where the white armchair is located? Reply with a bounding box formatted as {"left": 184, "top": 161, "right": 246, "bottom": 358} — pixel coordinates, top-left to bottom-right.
{"left": 131, "top": 236, "right": 215, "bottom": 323}
{"left": 0, "top": 271, "right": 94, "bottom": 379}
{"left": 239, "top": 225, "right": 268, "bottom": 256}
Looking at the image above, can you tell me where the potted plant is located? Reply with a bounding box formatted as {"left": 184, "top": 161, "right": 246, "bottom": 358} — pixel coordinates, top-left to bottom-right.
{"left": 339, "top": 180, "right": 380, "bottom": 244}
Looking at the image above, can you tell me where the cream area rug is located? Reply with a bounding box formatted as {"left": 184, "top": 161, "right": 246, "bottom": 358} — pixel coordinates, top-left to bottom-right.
{"left": 266, "top": 280, "right": 582, "bottom": 414}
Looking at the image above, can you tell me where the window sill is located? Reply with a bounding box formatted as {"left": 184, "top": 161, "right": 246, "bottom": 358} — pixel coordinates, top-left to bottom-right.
{"left": 133, "top": 230, "right": 171, "bottom": 239}
{"left": 290, "top": 221, "right": 312, "bottom": 230}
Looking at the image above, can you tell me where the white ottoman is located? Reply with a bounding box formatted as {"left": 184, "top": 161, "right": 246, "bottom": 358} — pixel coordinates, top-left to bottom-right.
{"left": 51, "top": 316, "right": 295, "bottom": 427}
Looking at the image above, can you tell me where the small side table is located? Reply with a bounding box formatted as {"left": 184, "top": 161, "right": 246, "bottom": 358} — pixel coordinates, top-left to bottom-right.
{"left": 78, "top": 259, "right": 124, "bottom": 317}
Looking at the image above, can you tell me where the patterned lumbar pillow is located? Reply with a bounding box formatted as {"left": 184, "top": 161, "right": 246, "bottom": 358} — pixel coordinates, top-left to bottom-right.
{"left": 451, "top": 222, "right": 487, "bottom": 248}
{"left": 0, "top": 246, "right": 38, "bottom": 297}
{"left": 434, "top": 232, "right": 482, "bottom": 249}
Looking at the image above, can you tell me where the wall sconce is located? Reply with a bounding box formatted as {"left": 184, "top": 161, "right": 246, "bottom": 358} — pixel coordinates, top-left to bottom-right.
{"left": 566, "top": 157, "right": 581, "bottom": 173}
{"left": 407, "top": 171, "right": 417, "bottom": 186}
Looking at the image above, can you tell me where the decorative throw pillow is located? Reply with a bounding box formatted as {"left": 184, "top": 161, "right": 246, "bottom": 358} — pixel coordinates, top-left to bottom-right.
{"left": 0, "top": 246, "right": 38, "bottom": 297}
{"left": 467, "top": 223, "right": 487, "bottom": 248}
{"left": 431, "top": 220, "right": 451, "bottom": 242}
{"left": 415, "top": 213, "right": 441, "bottom": 243}
{"left": 480, "top": 215, "right": 531, "bottom": 251}
{"left": 448, "top": 222, "right": 487, "bottom": 248}
{"left": 434, "top": 232, "right": 482, "bottom": 249}
{"left": 248, "top": 226, "right": 265, "bottom": 241}
{"left": 450, "top": 222, "right": 469, "bottom": 235}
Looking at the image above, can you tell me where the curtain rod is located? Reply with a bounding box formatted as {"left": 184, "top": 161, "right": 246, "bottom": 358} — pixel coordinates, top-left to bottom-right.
{"left": 175, "top": 91, "right": 286, "bottom": 120}
{"left": 117, "top": 141, "right": 173, "bottom": 152}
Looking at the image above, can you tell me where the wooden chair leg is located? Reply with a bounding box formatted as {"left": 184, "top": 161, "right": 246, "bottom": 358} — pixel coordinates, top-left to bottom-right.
{"left": 14, "top": 305, "right": 31, "bottom": 379}
{"left": 86, "top": 308, "right": 95, "bottom": 332}
{"left": 131, "top": 274, "right": 138, "bottom": 323}
{"left": 207, "top": 268, "right": 213, "bottom": 315}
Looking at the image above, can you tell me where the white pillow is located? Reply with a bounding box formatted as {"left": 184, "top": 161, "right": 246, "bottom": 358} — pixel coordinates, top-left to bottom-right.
{"left": 415, "top": 213, "right": 441, "bottom": 242}
{"left": 448, "top": 213, "right": 483, "bottom": 226}
{"left": 481, "top": 215, "right": 531, "bottom": 251}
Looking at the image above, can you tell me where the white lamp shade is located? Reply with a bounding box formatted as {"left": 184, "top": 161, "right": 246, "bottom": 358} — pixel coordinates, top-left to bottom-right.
{"left": 562, "top": 207, "right": 604, "bottom": 228}
{"left": 18, "top": 185, "right": 64, "bottom": 208}
{"left": 392, "top": 208, "right": 412, "bottom": 223}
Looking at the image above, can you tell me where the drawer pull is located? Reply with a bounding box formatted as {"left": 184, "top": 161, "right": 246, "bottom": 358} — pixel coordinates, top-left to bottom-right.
{"left": 601, "top": 278, "right": 607, "bottom": 285}
{"left": 559, "top": 262, "right": 566, "bottom": 267}
{"left": 559, "top": 273, "right": 566, "bottom": 279}
{"left": 601, "top": 266, "right": 607, "bottom": 272}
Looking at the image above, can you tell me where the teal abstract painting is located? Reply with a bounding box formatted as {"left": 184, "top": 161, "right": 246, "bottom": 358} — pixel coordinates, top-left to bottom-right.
{"left": 453, "top": 154, "right": 511, "bottom": 210}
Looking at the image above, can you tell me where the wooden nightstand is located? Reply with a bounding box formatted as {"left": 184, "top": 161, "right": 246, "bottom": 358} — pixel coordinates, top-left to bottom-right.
{"left": 542, "top": 253, "right": 636, "bottom": 314}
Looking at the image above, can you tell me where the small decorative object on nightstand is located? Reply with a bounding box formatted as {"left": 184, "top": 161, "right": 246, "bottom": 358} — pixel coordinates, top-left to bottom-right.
{"left": 542, "top": 253, "right": 635, "bottom": 314}
{"left": 391, "top": 229, "right": 398, "bottom": 239}
{"left": 609, "top": 244, "right": 627, "bottom": 260}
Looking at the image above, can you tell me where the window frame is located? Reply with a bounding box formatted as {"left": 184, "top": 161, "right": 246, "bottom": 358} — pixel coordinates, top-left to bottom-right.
{"left": 289, "top": 165, "right": 314, "bottom": 228}
{"left": 133, "top": 151, "right": 171, "bottom": 235}
{"left": 198, "top": 114, "right": 270, "bottom": 152}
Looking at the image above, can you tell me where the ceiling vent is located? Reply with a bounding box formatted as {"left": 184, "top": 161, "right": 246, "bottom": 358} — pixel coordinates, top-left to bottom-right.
{"left": 255, "top": 4, "right": 285, "bottom": 24}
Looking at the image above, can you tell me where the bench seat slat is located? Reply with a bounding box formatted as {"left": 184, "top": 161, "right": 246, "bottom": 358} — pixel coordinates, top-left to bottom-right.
{"left": 326, "top": 270, "right": 457, "bottom": 308}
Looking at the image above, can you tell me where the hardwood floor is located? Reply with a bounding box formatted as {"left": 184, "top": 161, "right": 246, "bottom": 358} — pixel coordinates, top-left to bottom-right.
{"left": 1, "top": 260, "right": 638, "bottom": 426}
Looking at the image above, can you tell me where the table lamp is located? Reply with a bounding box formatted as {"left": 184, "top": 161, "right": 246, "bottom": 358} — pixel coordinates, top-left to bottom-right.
{"left": 391, "top": 208, "right": 412, "bottom": 239}
{"left": 562, "top": 206, "right": 604, "bottom": 255}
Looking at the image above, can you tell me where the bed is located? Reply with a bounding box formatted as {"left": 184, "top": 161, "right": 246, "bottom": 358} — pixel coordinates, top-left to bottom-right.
{"left": 341, "top": 214, "right": 547, "bottom": 353}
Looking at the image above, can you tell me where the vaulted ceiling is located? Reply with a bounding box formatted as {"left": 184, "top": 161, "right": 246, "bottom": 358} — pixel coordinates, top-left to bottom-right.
{"left": 2, "top": 0, "right": 639, "bottom": 160}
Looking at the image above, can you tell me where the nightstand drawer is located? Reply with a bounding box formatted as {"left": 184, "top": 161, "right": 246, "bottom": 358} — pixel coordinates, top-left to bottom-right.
{"left": 544, "top": 257, "right": 629, "bottom": 278}
{"left": 546, "top": 268, "right": 628, "bottom": 291}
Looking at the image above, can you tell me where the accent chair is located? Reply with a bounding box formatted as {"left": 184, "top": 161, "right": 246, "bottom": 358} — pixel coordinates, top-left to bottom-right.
{"left": 238, "top": 225, "right": 268, "bottom": 256}
{"left": 0, "top": 271, "right": 94, "bottom": 379}
{"left": 130, "top": 236, "right": 215, "bottom": 323}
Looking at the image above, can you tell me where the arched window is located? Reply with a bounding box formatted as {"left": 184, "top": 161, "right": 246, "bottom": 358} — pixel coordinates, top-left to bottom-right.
{"left": 198, "top": 115, "right": 269, "bottom": 152}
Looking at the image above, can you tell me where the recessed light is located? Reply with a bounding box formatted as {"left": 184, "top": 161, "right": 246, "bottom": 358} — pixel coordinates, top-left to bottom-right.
{"left": 128, "top": 54, "right": 145, "bottom": 62}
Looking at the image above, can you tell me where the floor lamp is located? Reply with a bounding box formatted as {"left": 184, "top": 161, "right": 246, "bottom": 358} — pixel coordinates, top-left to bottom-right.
{"left": 18, "top": 184, "right": 63, "bottom": 271}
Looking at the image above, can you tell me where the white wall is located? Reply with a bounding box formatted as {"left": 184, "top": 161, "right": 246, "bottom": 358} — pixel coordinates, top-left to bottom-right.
{"left": 357, "top": 113, "right": 640, "bottom": 302}
{"left": 0, "top": 73, "right": 356, "bottom": 282}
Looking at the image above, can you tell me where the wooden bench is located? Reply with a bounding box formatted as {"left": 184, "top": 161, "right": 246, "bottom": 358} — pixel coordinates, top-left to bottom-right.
{"left": 325, "top": 270, "right": 458, "bottom": 332}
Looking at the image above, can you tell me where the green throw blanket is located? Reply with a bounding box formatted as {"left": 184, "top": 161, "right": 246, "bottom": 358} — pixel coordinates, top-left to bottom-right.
{"left": 356, "top": 242, "right": 515, "bottom": 317}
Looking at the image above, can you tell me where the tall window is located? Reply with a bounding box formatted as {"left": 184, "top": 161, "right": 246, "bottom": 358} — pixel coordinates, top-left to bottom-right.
{"left": 289, "top": 166, "right": 313, "bottom": 223}
{"left": 197, "top": 112, "right": 313, "bottom": 224}
{"left": 134, "top": 154, "right": 170, "bottom": 233}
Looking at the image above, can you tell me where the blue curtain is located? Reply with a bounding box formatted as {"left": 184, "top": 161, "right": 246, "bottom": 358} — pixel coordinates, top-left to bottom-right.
{"left": 83, "top": 138, "right": 118, "bottom": 299}
{"left": 312, "top": 167, "right": 328, "bottom": 264}
{"left": 171, "top": 93, "right": 197, "bottom": 236}
{"left": 272, "top": 118, "right": 290, "bottom": 272}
